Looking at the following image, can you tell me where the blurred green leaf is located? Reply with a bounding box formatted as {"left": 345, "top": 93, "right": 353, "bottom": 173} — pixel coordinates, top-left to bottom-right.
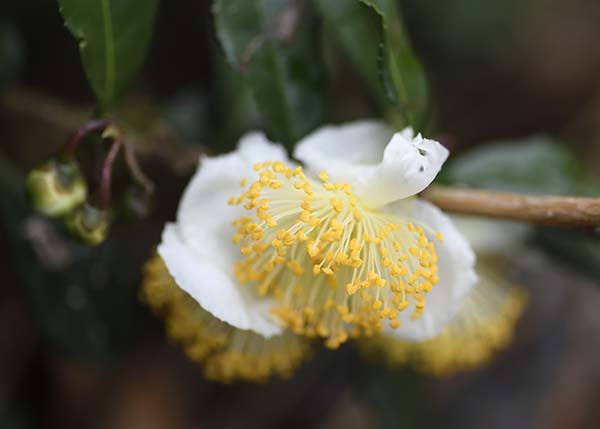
{"left": 355, "top": 360, "right": 428, "bottom": 429}
{"left": 0, "top": 21, "right": 24, "bottom": 85}
{"left": 536, "top": 228, "right": 600, "bottom": 282}
{"left": 360, "top": 0, "right": 429, "bottom": 129}
{"left": 213, "top": 0, "right": 324, "bottom": 147}
{"left": 443, "top": 135, "right": 582, "bottom": 194}
{"left": 0, "top": 403, "right": 33, "bottom": 429}
{"left": 209, "top": 45, "right": 263, "bottom": 151}
{"left": 314, "top": 0, "right": 382, "bottom": 98}
{"left": 58, "top": 0, "right": 158, "bottom": 113}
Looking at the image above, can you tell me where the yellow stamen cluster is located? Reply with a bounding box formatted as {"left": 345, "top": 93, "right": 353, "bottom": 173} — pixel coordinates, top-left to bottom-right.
{"left": 141, "top": 254, "right": 312, "bottom": 383}
{"left": 230, "top": 161, "right": 443, "bottom": 348}
{"left": 358, "top": 260, "right": 528, "bottom": 377}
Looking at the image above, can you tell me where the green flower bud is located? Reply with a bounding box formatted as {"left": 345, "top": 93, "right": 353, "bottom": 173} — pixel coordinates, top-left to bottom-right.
{"left": 26, "top": 159, "right": 87, "bottom": 217}
{"left": 65, "top": 203, "right": 110, "bottom": 246}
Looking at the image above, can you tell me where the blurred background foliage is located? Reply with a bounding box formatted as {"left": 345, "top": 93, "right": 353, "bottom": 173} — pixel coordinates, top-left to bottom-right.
{"left": 1, "top": 0, "right": 600, "bottom": 428}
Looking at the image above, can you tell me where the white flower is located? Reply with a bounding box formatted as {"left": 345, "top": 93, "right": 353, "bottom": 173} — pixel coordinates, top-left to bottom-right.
{"left": 158, "top": 120, "right": 477, "bottom": 349}
{"left": 359, "top": 217, "right": 529, "bottom": 376}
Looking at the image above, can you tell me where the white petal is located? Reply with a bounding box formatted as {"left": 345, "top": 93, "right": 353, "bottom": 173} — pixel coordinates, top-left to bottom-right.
{"left": 177, "top": 132, "right": 290, "bottom": 265}
{"left": 294, "top": 121, "right": 448, "bottom": 209}
{"left": 450, "top": 215, "right": 531, "bottom": 254}
{"left": 386, "top": 199, "right": 478, "bottom": 340}
{"left": 294, "top": 120, "right": 394, "bottom": 170}
{"left": 158, "top": 225, "right": 282, "bottom": 337}
{"left": 158, "top": 132, "right": 292, "bottom": 337}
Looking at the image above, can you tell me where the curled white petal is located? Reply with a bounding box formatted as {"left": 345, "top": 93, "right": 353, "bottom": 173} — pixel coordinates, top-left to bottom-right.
{"left": 294, "top": 120, "right": 394, "bottom": 172}
{"left": 386, "top": 199, "right": 478, "bottom": 340}
{"left": 294, "top": 121, "right": 448, "bottom": 208}
{"left": 159, "top": 132, "right": 291, "bottom": 337}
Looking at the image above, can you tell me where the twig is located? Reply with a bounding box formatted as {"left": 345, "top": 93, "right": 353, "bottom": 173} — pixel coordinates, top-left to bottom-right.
{"left": 421, "top": 185, "right": 600, "bottom": 228}
{"left": 63, "top": 119, "right": 110, "bottom": 158}
{"left": 97, "top": 139, "right": 123, "bottom": 208}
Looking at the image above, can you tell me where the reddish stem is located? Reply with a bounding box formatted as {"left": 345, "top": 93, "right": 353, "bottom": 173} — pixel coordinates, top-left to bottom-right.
{"left": 97, "top": 139, "right": 123, "bottom": 209}
{"left": 63, "top": 119, "right": 110, "bottom": 158}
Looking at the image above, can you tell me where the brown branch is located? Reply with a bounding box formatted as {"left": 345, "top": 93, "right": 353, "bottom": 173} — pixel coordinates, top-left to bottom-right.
{"left": 421, "top": 185, "right": 600, "bottom": 228}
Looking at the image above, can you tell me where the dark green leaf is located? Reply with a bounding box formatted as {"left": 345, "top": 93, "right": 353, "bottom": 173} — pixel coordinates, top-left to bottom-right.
{"left": 0, "top": 21, "right": 24, "bottom": 85}
{"left": 443, "top": 135, "right": 582, "bottom": 194}
{"left": 536, "top": 228, "right": 600, "bottom": 282}
{"left": 58, "top": 0, "right": 158, "bottom": 112}
{"left": 355, "top": 360, "right": 428, "bottom": 429}
{"left": 314, "top": 0, "right": 382, "bottom": 98}
{"left": 213, "top": 0, "right": 324, "bottom": 146}
{"left": 359, "top": 0, "right": 430, "bottom": 129}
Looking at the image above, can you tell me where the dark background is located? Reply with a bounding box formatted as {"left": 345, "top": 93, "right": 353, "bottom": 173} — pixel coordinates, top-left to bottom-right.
{"left": 1, "top": 0, "right": 600, "bottom": 428}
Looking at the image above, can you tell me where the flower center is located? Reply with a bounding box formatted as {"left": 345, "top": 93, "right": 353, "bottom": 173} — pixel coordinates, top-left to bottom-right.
{"left": 230, "top": 161, "right": 442, "bottom": 348}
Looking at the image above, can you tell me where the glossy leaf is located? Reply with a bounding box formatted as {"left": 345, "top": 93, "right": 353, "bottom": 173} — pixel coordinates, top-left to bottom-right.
{"left": 213, "top": 0, "right": 324, "bottom": 146}
{"left": 58, "top": 0, "right": 158, "bottom": 112}
{"left": 360, "top": 0, "right": 430, "bottom": 129}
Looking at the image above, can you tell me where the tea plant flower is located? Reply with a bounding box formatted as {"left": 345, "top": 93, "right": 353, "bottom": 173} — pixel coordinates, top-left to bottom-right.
{"left": 157, "top": 121, "right": 477, "bottom": 353}
{"left": 359, "top": 218, "right": 529, "bottom": 376}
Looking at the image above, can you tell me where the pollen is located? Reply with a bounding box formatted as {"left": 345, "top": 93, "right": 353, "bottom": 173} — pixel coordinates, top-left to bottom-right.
{"left": 231, "top": 161, "right": 442, "bottom": 348}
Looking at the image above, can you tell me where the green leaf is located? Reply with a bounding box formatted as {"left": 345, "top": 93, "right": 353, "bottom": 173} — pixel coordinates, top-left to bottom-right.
{"left": 213, "top": 0, "right": 324, "bottom": 147}
{"left": 536, "top": 228, "right": 600, "bottom": 283}
{"left": 0, "top": 21, "right": 24, "bottom": 86}
{"left": 314, "top": 0, "right": 382, "bottom": 99}
{"left": 359, "top": 0, "right": 430, "bottom": 129}
{"left": 442, "top": 135, "right": 582, "bottom": 194}
{"left": 58, "top": 0, "right": 158, "bottom": 113}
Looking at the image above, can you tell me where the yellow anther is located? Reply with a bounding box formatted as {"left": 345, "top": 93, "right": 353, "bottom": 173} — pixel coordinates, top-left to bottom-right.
{"left": 319, "top": 171, "right": 329, "bottom": 182}
{"left": 436, "top": 231, "right": 444, "bottom": 242}
{"left": 308, "top": 216, "right": 320, "bottom": 227}
{"left": 389, "top": 319, "right": 401, "bottom": 329}
{"left": 312, "top": 264, "right": 321, "bottom": 275}
{"left": 322, "top": 267, "right": 334, "bottom": 275}
{"left": 231, "top": 157, "right": 442, "bottom": 348}
{"left": 346, "top": 282, "right": 358, "bottom": 295}
{"left": 272, "top": 161, "right": 286, "bottom": 173}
